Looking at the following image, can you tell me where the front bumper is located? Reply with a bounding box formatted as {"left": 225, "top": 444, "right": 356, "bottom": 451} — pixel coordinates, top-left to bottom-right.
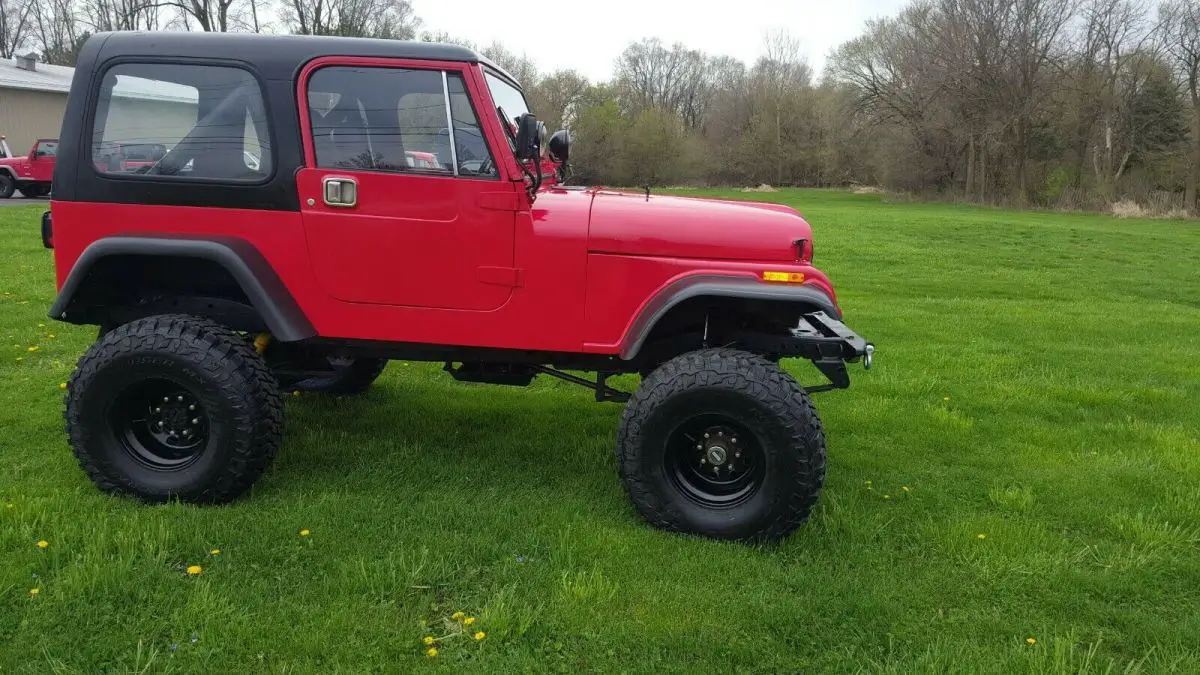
{"left": 735, "top": 311, "right": 875, "bottom": 393}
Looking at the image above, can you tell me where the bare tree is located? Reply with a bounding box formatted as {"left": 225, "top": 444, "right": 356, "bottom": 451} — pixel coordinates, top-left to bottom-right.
{"left": 1, "top": 0, "right": 33, "bottom": 58}
{"left": 1159, "top": 0, "right": 1200, "bottom": 210}
{"left": 170, "top": 0, "right": 248, "bottom": 31}
{"left": 279, "top": 0, "right": 419, "bottom": 38}
{"left": 80, "top": 0, "right": 161, "bottom": 32}
{"left": 30, "top": 0, "right": 84, "bottom": 64}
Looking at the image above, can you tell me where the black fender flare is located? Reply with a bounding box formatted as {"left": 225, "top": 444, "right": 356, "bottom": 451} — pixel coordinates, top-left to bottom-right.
{"left": 49, "top": 235, "right": 317, "bottom": 341}
{"left": 619, "top": 275, "right": 841, "bottom": 360}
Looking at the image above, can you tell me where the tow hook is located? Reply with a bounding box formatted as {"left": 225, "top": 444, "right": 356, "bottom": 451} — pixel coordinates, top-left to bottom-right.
{"left": 863, "top": 344, "right": 875, "bottom": 370}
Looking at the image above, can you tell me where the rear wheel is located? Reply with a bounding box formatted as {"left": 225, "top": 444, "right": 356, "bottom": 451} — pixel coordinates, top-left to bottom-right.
{"left": 66, "top": 314, "right": 283, "bottom": 503}
{"left": 616, "top": 348, "right": 826, "bottom": 542}
{"left": 0, "top": 174, "right": 14, "bottom": 199}
{"left": 20, "top": 183, "right": 48, "bottom": 198}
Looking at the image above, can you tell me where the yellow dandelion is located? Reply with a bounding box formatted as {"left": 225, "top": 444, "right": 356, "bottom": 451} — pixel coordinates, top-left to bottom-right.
{"left": 292, "top": 390, "right": 302, "bottom": 397}
{"left": 451, "top": 611, "right": 465, "bottom": 621}
{"left": 36, "top": 540, "right": 48, "bottom": 549}
{"left": 1026, "top": 637, "right": 1037, "bottom": 645}
{"left": 47, "top": 334, "right": 56, "bottom": 339}
{"left": 299, "top": 529, "right": 310, "bottom": 537}
{"left": 426, "top": 647, "right": 438, "bottom": 658}
{"left": 864, "top": 480, "right": 872, "bottom": 486}
{"left": 37, "top": 323, "right": 45, "bottom": 327}
{"left": 463, "top": 617, "right": 476, "bottom": 626}
{"left": 473, "top": 631, "right": 486, "bottom": 641}
{"left": 901, "top": 486, "right": 911, "bottom": 492}
{"left": 423, "top": 636, "right": 435, "bottom": 646}
{"left": 210, "top": 549, "right": 221, "bottom": 556}
{"left": 186, "top": 565, "right": 203, "bottom": 575}
{"left": 883, "top": 494, "right": 891, "bottom": 499}
{"left": 29, "top": 588, "right": 40, "bottom": 596}
{"left": 943, "top": 396, "right": 950, "bottom": 401}
{"left": 27, "top": 346, "right": 38, "bottom": 352}
{"left": 976, "top": 533, "right": 987, "bottom": 540}
{"left": 58, "top": 382, "right": 67, "bottom": 389}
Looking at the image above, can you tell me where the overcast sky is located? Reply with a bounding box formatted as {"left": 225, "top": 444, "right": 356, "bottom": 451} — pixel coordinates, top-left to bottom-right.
{"left": 411, "top": 0, "right": 910, "bottom": 83}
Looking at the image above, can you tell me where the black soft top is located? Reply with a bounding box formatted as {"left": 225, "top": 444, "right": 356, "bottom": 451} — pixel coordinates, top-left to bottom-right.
{"left": 80, "top": 31, "right": 519, "bottom": 85}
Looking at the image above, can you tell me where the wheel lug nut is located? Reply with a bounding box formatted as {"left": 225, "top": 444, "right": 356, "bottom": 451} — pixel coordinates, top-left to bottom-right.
{"left": 700, "top": 458, "right": 706, "bottom": 464}
{"left": 154, "top": 407, "right": 161, "bottom": 413}
{"left": 731, "top": 437, "right": 738, "bottom": 444}
{"left": 192, "top": 418, "right": 200, "bottom": 425}
{"left": 735, "top": 452, "right": 741, "bottom": 458}
{"left": 703, "top": 433, "right": 710, "bottom": 439}
{"left": 189, "top": 405, "right": 195, "bottom": 411}
{"left": 177, "top": 395, "right": 184, "bottom": 402}
{"left": 696, "top": 444, "right": 702, "bottom": 450}
{"left": 163, "top": 396, "right": 170, "bottom": 402}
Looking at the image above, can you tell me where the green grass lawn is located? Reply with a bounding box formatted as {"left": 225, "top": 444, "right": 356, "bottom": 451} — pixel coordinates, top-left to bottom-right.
{"left": 2, "top": 190, "right": 1198, "bottom": 672}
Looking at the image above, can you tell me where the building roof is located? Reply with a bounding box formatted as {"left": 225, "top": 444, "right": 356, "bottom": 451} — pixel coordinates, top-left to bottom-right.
{"left": 0, "top": 57, "right": 74, "bottom": 94}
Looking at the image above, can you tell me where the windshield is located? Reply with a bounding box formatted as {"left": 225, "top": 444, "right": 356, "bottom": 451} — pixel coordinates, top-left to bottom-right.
{"left": 484, "top": 71, "right": 530, "bottom": 129}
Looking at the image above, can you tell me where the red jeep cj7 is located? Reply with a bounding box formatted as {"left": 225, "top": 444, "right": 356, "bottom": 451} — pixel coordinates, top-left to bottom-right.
{"left": 0, "top": 137, "right": 56, "bottom": 198}
{"left": 45, "top": 32, "right": 874, "bottom": 541}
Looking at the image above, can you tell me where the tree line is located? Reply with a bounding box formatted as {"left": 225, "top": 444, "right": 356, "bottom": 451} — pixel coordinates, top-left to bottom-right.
{"left": 4, "top": 0, "right": 1200, "bottom": 212}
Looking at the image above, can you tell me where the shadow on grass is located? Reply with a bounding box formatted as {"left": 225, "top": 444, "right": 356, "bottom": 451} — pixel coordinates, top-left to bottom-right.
{"left": 267, "top": 377, "right": 627, "bottom": 507}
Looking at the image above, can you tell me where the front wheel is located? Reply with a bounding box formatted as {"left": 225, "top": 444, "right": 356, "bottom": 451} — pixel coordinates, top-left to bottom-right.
{"left": 0, "top": 174, "right": 14, "bottom": 199}
{"left": 66, "top": 314, "right": 284, "bottom": 503}
{"left": 616, "top": 348, "right": 826, "bottom": 542}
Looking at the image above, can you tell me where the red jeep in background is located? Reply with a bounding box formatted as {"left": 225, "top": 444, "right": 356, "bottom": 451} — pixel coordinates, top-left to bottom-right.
{"left": 0, "top": 137, "right": 56, "bottom": 198}
{"left": 44, "top": 32, "right": 874, "bottom": 542}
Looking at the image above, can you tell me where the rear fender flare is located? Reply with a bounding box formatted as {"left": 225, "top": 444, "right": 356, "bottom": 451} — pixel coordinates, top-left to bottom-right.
{"left": 50, "top": 236, "right": 316, "bottom": 341}
{"left": 620, "top": 275, "right": 841, "bottom": 360}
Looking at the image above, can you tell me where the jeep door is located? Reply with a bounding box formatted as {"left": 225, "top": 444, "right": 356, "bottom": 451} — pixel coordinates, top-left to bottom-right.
{"left": 29, "top": 140, "right": 57, "bottom": 182}
{"left": 297, "top": 58, "right": 518, "bottom": 311}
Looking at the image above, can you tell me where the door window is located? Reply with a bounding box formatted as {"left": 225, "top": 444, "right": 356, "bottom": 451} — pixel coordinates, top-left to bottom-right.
{"left": 307, "top": 67, "right": 497, "bottom": 178}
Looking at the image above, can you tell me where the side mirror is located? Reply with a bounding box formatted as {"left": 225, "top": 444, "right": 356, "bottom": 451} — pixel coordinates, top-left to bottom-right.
{"left": 548, "top": 129, "right": 570, "bottom": 163}
{"left": 513, "top": 113, "right": 541, "bottom": 160}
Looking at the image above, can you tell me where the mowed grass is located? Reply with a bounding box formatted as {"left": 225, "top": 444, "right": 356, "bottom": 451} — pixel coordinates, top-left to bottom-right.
{"left": 1, "top": 189, "right": 1199, "bottom": 673}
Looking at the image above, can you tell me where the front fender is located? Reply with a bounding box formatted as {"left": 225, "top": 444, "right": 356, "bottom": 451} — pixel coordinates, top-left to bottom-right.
{"left": 619, "top": 275, "right": 842, "bottom": 360}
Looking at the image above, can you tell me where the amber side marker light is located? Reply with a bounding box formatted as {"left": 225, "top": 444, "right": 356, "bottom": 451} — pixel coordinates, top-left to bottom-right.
{"left": 761, "top": 271, "right": 805, "bottom": 283}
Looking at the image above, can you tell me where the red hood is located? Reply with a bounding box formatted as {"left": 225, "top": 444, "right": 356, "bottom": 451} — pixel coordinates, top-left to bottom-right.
{"left": 0, "top": 156, "right": 26, "bottom": 167}
{"left": 586, "top": 189, "right": 811, "bottom": 262}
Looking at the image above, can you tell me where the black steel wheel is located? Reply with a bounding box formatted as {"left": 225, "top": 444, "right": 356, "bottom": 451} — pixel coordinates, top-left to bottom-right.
{"left": 66, "top": 314, "right": 283, "bottom": 503}
{"left": 617, "top": 348, "right": 826, "bottom": 542}
{"left": 109, "top": 379, "right": 209, "bottom": 470}
{"left": 664, "top": 415, "right": 765, "bottom": 508}
{"left": 0, "top": 174, "right": 14, "bottom": 199}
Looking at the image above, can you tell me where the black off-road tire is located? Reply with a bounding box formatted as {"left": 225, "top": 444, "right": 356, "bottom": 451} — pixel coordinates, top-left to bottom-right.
{"left": 0, "top": 174, "right": 14, "bottom": 199}
{"left": 616, "top": 348, "right": 827, "bottom": 542}
{"left": 65, "top": 314, "right": 284, "bottom": 504}
{"left": 288, "top": 357, "right": 388, "bottom": 395}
